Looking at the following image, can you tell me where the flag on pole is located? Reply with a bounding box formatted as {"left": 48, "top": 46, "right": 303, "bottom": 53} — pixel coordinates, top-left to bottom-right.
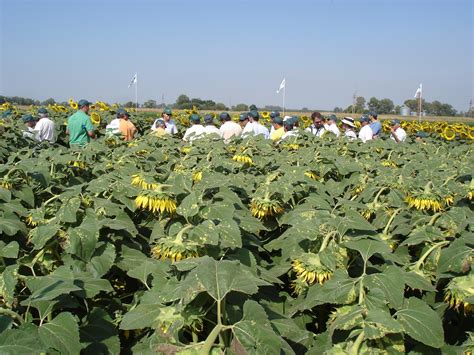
{"left": 276, "top": 78, "right": 286, "bottom": 94}
{"left": 414, "top": 83, "right": 422, "bottom": 98}
{"left": 128, "top": 73, "right": 137, "bottom": 88}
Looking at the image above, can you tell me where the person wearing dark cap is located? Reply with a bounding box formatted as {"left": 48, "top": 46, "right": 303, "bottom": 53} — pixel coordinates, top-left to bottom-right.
{"left": 151, "top": 107, "right": 177, "bottom": 135}
{"left": 358, "top": 115, "right": 373, "bottom": 142}
{"left": 305, "top": 112, "right": 326, "bottom": 137}
{"left": 390, "top": 119, "right": 407, "bottom": 143}
{"left": 34, "top": 107, "right": 56, "bottom": 143}
{"left": 269, "top": 111, "right": 280, "bottom": 135}
{"left": 270, "top": 117, "right": 285, "bottom": 141}
{"left": 66, "top": 99, "right": 95, "bottom": 146}
{"left": 341, "top": 117, "right": 357, "bottom": 140}
{"left": 326, "top": 114, "right": 340, "bottom": 137}
{"left": 368, "top": 111, "right": 382, "bottom": 138}
{"left": 280, "top": 117, "right": 299, "bottom": 140}
{"left": 22, "top": 114, "right": 37, "bottom": 140}
{"left": 242, "top": 110, "right": 269, "bottom": 139}
{"left": 183, "top": 114, "right": 206, "bottom": 142}
{"left": 239, "top": 112, "right": 249, "bottom": 130}
{"left": 415, "top": 131, "right": 428, "bottom": 143}
{"left": 117, "top": 109, "right": 136, "bottom": 141}
{"left": 219, "top": 112, "right": 242, "bottom": 143}
{"left": 203, "top": 114, "right": 220, "bottom": 136}
{"left": 151, "top": 118, "right": 167, "bottom": 137}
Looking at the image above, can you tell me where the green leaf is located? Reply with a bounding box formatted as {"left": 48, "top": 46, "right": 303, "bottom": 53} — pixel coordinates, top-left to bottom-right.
{"left": 80, "top": 308, "right": 120, "bottom": 355}
{"left": 344, "top": 237, "right": 391, "bottom": 262}
{"left": 127, "top": 259, "right": 168, "bottom": 287}
{"left": 0, "top": 211, "right": 27, "bottom": 236}
{"left": 365, "top": 266, "right": 405, "bottom": 309}
{"left": 57, "top": 196, "right": 81, "bottom": 223}
{"left": 364, "top": 308, "right": 403, "bottom": 340}
{"left": 395, "top": 297, "right": 444, "bottom": 348}
{"left": 437, "top": 234, "right": 474, "bottom": 275}
{"left": 0, "top": 186, "right": 11, "bottom": 202}
{"left": 29, "top": 224, "right": 59, "bottom": 250}
{"left": 0, "top": 265, "right": 19, "bottom": 307}
{"left": 86, "top": 242, "right": 116, "bottom": 278}
{"left": 0, "top": 326, "right": 45, "bottom": 355}
{"left": 176, "top": 191, "right": 200, "bottom": 218}
{"left": 120, "top": 304, "right": 163, "bottom": 330}
{"left": 0, "top": 240, "right": 19, "bottom": 258}
{"left": 38, "top": 312, "right": 82, "bottom": 354}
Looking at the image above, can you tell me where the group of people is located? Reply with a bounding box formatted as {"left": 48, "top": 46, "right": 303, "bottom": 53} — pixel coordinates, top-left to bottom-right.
{"left": 148, "top": 107, "right": 408, "bottom": 144}
{"left": 20, "top": 99, "right": 408, "bottom": 147}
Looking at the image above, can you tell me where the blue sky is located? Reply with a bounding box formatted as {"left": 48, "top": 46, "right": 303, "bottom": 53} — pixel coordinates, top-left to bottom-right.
{"left": 0, "top": 0, "right": 472, "bottom": 111}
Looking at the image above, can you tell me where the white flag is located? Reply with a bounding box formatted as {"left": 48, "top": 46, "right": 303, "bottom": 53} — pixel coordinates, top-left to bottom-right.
{"left": 128, "top": 73, "right": 137, "bottom": 88}
{"left": 276, "top": 78, "right": 286, "bottom": 94}
{"left": 414, "top": 83, "right": 422, "bottom": 98}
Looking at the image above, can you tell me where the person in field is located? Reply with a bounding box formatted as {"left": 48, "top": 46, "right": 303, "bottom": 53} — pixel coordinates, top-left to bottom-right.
{"left": 117, "top": 109, "right": 137, "bottom": 141}
{"left": 269, "top": 111, "right": 280, "bottom": 135}
{"left": 239, "top": 113, "right": 249, "bottom": 130}
{"left": 242, "top": 111, "right": 270, "bottom": 139}
{"left": 325, "top": 114, "right": 341, "bottom": 137}
{"left": 66, "top": 99, "right": 95, "bottom": 147}
{"left": 151, "top": 107, "right": 177, "bottom": 135}
{"left": 219, "top": 112, "right": 242, "bottom": 143}
{"left": 358, "top": 115, "right": 373, "bottom": 142}
{"left": 280, "top": 117, "right": 299, "bottom": 140}
{"left": 21, "top": 114, "right": 37, "bottom": 140}
{"left": 390, "top": 119, "right": 407, "bottom": 143}
{"left": 203, "top": 114, "right": 220, "bottom": 136}
{"left": 341, "top": 117, "right": 357, "bottom": 140}
{"left": 183, "top": 114, "right": 206, "bottom": 142}
{"left": 34, "top": 108, "right": 56, "bottom": 143}
{"left": 369, "top": 111, "right": 382, "bottom": 138}
{"left": 305, "top": 112, "right": 326, "bottom": 137}
{"left": 270, "top": 116, "right": 285, "bottom": 141}
{"left": 151, "top": 118, "right": 167, "bottom": 137}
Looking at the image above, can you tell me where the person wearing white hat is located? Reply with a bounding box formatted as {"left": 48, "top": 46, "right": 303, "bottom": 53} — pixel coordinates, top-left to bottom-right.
{"left": 341, "top": 117, "right": 357, "bottom": 140}
{"left": 326, "top": 114, "right": 341, "bottom": 137}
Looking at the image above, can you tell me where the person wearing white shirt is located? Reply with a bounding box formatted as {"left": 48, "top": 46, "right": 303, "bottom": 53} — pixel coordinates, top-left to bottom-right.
{"left": 305, "top": 112, "right": 326, "bottom": 137}
{"left": 219, "top": 112, "right": 242, "bottom": 143}
{"left": 269, "top": 111, "right": 280, "bottom": 135}
{"left": 280, "top": 118, "right": 299, "bottom": 141}
{"left": 390, "top": 119, "right": 407, "bottom": 143}
{"left": 151, "top": 107, "right": 178, "bottom": 135}
{"left": 34, "top": 108, "right": 56, "bottom": 143}
{"left": 242, "top": 111, "right": 269, "bottom": 139}
{"left": 183, "top": 114, "right": 206, "bottom": 142}
{"left": 341, "top": 117, "right": 357, "bottom": 140}
{"left": 358, "top": 116, "right": 373, "bottom": 142}
{"left": 241, "top": 112, "right": 254, "bottom": 137}
{"left": 202, "top": 114, "right": 221, "bottom": 136}
{"left": 21, "top": 114, "right": 38, "bottom": 140}
{"left": 325, "top": 114, "right": 341, "bottom": 137}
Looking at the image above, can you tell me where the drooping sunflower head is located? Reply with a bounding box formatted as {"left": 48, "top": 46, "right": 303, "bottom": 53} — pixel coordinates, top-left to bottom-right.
{"left": 250, "top": 197, "right": 284, "bottom": 219}
{"left": 151, "top": 237, "right": 200, "bottom": 262}
{"left": 405, "top": 193, "right": 444, "bottom": 212}
{"left": 304, "top": 171, "right": 320, "bottom": 180}
{"left": 68, "top": 160, "right": 88, "bottom": 169}
{"left": 232, "top": 154, "right": 253, "bottom": 166}
{"left": 381, "top": 160, "right": 398, "bottom": 168}
{"left": 131, "top": 174, "right": 159, "bottom": 190}
{"left": 192, "top": 170, "right": 203, "bottom": 182}
{"left": 135, "top": 191, "right": 177, "bottom": 214}
{"left": 292, "top": 253, "right": 333, "bottom": 285}
{"left": 444, "top": 275, "right": 474, "bottom": 313}
{"left": 0, "top": 178, "right": 13, "bottom": 190}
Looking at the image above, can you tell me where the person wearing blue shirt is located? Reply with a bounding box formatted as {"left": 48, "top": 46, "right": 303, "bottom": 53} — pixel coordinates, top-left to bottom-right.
{"left": 369, "top": 111, "right": 382, "bottom": 138}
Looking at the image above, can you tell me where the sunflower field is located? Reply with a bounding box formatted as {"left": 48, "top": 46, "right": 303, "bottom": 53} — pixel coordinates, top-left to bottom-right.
{"left": 0, "top": 104, "right": 473, "bottom": 354}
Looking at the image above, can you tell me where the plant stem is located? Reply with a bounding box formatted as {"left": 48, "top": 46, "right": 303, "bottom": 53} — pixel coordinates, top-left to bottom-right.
{"left": 414, "top": 241, "right": 449, "bottom": 270}
{"left": 348, "top": 331, "right": 365, "bottom": 355}
{"left": 319, "top": 231, "right": 337, "bottom": 252}
{"left": 383, "top": 208, "right": 403, "bottom": 235}
{"left": 0, "top": 308, "right": 24, "bottom": 325}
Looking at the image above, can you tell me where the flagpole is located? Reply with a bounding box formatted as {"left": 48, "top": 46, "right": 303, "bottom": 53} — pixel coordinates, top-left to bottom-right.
{"left": 135, "top": 73, "right": 138, "bottom": 111}
{"left": 418, "top": 84, "right": 422, "bottom": 123}
{"left": 283, "top": 83, "right": 286, "bottom": 116}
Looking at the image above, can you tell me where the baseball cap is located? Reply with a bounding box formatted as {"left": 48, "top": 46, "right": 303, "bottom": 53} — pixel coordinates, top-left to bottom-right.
{"left": 78, "top": 99, "right": 93, "bottom": 108}
{"left": 359, "top": 115, "right": 370, "bottom": 123}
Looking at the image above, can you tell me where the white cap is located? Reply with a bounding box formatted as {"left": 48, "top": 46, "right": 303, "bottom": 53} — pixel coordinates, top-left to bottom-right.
{"left": 283, "top": 115, "right": 292, "bottom": 121}
{"left": 341, "top": 116, "right": 355, "bottom": 128}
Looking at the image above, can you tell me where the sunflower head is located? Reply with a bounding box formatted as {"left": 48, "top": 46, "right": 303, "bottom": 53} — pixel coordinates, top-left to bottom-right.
{"left": 292, "top": 253, "right": 333, "bottom": 285}
{"left": 444, "top": 275, "right": 474, "bottom": 313}
{"left": 192, "top": 171, "right": 203, "bottom": 182}
{"left": 304, "top": 171, "right": 320, "bottom": 180}
{"left": 135, "top": 191, "right": 177, "bottom": 214}
{"left": 443, "top": 126, "right": 457, "bottom": 141}
{"left": 131, "top": 174, "right": 159, "bottom": 190}
{"left": 405, "top": 193, "right": 443, "bottom": 212}
{"left": 90, "top": 112, "right": 101, "bottom": 125}
{"left": 151, "top": 237, "right": 200, "bottom": 262}
{"left": 250, "top": 197, "right": 283, "bottom": 219}
{"left": 232, "top": 154, "right": 253, "bottom": 165}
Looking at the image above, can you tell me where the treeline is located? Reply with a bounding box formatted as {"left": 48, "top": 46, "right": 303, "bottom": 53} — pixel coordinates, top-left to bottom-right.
{"left": 336, "top": 96, "right": 465, "bottom": 117}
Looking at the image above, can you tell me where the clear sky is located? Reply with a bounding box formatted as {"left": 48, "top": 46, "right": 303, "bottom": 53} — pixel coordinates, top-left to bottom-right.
{"left": 1, "top": 0, "right": 472, "bottom": 111}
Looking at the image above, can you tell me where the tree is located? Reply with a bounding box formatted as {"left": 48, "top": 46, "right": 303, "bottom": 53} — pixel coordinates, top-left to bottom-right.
{"left": 333, "top": 107, "right": 343, "bottom": 113}
{"left": 404, "top": 99, "right": 419, "bottom": 113}
{"left": 377, "top": 98, "right": 394, "bottom": 114}
{"left": 143, "top": 99, "right": 157, "bottom": 109}
{"left": 124, "top": 101, "right": 135, "bottom": 108}
{"left": 215, "top": 103, "right": 228, "bottom": 111}
{"left": 41, "top": 98, "right": 56, "bottom": 106}
{"left": 427, "top": 101, "right": 456, "bottom": 116}
{"left": 232, "top": 104, "right": 248, "bottom": 111}
{"left": 176, "top": 94, "right": 190, "bottom": 108}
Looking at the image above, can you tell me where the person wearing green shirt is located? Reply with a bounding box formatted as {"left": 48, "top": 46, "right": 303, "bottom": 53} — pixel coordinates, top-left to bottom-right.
{"left": 66, "top": 99, "right": 95, "bottom": 146}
